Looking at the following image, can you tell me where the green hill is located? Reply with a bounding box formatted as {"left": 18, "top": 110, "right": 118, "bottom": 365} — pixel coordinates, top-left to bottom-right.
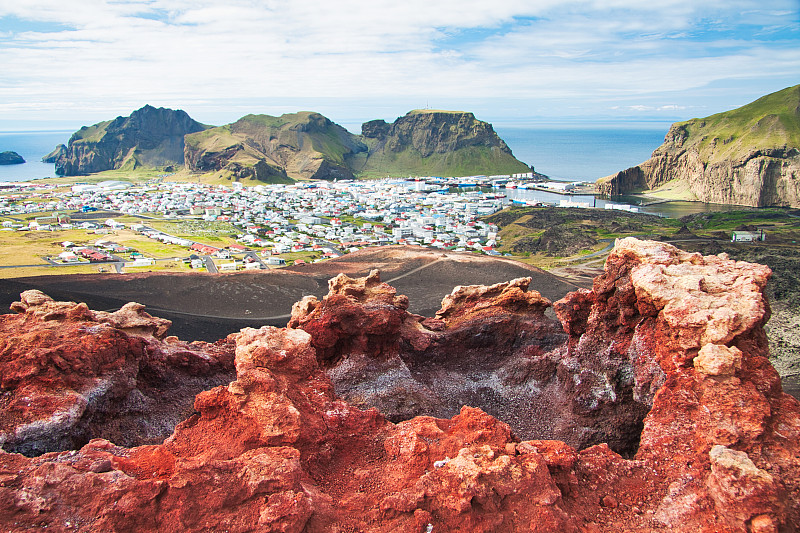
{"left": 352, "top": 110, "right": 530, "bottom": 178}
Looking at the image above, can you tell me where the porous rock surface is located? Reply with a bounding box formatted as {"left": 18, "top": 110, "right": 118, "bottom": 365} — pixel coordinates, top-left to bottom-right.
{"left": 0, "top": 238, "right": 797, "bottom": 532}
{"left": 0, "top": 290, "right": 235, "bottom": 456}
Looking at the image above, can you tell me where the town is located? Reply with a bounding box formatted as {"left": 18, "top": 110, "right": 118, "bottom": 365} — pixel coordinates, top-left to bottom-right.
{"left": 0, "top": 177, "right": 527, "bottom": 274}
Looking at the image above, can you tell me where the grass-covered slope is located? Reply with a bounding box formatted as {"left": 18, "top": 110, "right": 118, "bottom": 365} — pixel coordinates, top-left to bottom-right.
{"left": 676, "top": 84, "right": 800, "bottom": 164}
{"left": 184, "top": 112, "right": 365, "bottom": 181}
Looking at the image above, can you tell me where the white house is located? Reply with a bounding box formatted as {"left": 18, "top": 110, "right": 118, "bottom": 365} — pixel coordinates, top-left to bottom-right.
{"left": 732, "top": 230, "right": 765, "bottom": 242}
{"left": 219, "top": 261, "right": 239, "bottom": 271}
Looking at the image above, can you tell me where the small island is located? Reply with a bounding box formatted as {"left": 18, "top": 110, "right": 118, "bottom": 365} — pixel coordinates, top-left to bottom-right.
{"left": 0, "top": 151, "right": 25, "bottom": 165}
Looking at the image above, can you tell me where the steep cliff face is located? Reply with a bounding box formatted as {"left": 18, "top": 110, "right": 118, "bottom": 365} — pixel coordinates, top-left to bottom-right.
{"left": 55, "top": 105, "right": 207, "bottom": 176}
{"left": 598, "top": 85, "right": 800, "bottom": 207}
{"left": 1, "top": 240, "right": 797, "bottom": 531}
{"left": 41, "top": 144, "right": 66, "bottom": 163}
{"left": 184, "top": 112, "right": 364, "bottom": 181}
{"left": 357, "top": 110, "right": 532, "bottom": 177}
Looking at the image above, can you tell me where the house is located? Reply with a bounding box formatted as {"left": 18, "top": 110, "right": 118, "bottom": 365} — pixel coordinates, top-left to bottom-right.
{"left": 219, "top": 261, "right": 239, "bottom": 272}
{"left": 731, "top": 230, "right": 765, "bottom": 242}
{"left": 128, "top": 257, "right": 155, "bottom": 267}
{"left": 58, "top": 251, "right": 80, "bottom": 263}
{"left": 267, "top": 257, "right": 286, "bottom": 266}
{"left": 190, "top": 243, "right": 219, "bottom": 254}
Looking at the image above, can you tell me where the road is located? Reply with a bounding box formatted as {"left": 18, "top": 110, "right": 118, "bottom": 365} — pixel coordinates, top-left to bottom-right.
{"left": 203, "top": 256, "right": 218, "bottom": 273}
{"left": 243, "top": 251, "right": 268, "bottom": 270}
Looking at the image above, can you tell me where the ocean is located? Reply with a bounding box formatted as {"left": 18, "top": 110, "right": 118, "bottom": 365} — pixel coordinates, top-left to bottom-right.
{"left": 0, "top": 124, "right": 670, "bottom": 184}
{"left": 494, "top": 123, "right": 670, "bottom": 182}
{"left": 0, "top": 131, "right": 71, "bottom": 182}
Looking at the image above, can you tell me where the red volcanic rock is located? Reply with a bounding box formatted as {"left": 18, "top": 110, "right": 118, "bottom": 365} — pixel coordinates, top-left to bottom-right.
{"left": 434, "top": 276, "right": 551, "bottom": 327}
{"left": 0, "top": 290, "right": 234, "bottom": 456}
{"left": 0, "top": 239, "right": 797, "bottom": 532}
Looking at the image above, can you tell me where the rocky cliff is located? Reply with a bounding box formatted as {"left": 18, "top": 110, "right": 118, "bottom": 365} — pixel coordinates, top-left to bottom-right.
{"left": 356, "top": 110, "right": 532, "bottom": 177}
{"left": 1, "top": 239, "right": 797, "bottom": 531}
{"left": 597, "top": 85, "right": 800, "bottom": 207}
{"left": 54, "top": 105, "right": 207, "bottom": 176}
{"left": 183, "top": 112, "right": 363, "bottom": 182}
{"left": 0, "top": 151, "right": 25, "bottom": 165}
{"left": 41, "top": 144, "right": 66, "bottom": 163}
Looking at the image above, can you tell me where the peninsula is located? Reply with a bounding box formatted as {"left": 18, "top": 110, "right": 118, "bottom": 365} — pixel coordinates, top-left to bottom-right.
{"left": 597, "top": 84, "right": 800, "bottom": 207}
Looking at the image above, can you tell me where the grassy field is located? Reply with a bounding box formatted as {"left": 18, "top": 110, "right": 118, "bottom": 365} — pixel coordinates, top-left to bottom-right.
{"left": 31, "top": 168, "right": 168, "bottom": 187}
{"left": 485, "top": 206, "right": 682, "bottom": 261}
{"left": 145, "top": 220, "right": 240, "bottom": 246}
{"left": 0, "top": 227, "right": 96, "bottom": 266}
{"left": 0, "top": 264, "right": 105, "bottom": 279}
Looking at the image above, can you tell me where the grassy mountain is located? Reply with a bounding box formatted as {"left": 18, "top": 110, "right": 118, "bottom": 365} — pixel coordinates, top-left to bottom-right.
{"left": 597, "top": 85, "right": 800, "bottom": 207}
{"left": 673, "top": 84, "right": 800, "bottom": 165}
{"left": 352, "top": 110, "right": 531, "bottom": 178}
{"left": 55, "top": 105, "right": 208, "bottom": 176}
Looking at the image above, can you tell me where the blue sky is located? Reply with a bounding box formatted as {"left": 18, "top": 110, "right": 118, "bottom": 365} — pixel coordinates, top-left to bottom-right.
{"left": 0, "top": 0, "right": 798, "bottom": 131}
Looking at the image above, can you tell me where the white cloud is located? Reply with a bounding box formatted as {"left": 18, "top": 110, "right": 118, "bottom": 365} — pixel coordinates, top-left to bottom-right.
{"left": 0, "top": 0, "right": 798, "bottom": 127}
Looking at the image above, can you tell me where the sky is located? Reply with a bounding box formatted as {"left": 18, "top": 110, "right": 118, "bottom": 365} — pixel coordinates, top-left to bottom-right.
{"left": 0, "top": 0, "right": 798, "bottom": 131}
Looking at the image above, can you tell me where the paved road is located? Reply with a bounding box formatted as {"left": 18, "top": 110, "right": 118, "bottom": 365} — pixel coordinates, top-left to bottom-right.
{"left": 203, "top": 256, "right": 218, "bottom": 273}
{"left": 556, "top": 239, "right": 615, "bottom": 264}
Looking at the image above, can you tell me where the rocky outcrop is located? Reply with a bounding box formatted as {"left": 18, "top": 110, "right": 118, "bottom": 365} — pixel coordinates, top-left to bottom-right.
{"left": 597, "top": 85, "right": 800, "bottom": 207}
{"left": 0, "top": 151, "right": 24, "bottom": 165}
{"left": 55, "top": 105, "right": 207, "bottom": 175}
{"left": 0, "top": 290, "right": 234, "bottom": 456}
{"left": 0, "top": 239, "right": 797, "bottom": 532}
{"left": 41, "top": 144, "right": 66, "bottom": 163}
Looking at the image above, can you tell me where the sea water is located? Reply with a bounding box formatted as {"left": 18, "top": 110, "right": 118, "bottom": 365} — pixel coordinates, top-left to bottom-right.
{"left": 0, "top": 131, "right": 70, "bottom": 182}
{"left": 494, "top": 123, "right": 670, "bottom": 182}
{"left": 0, "top": 124, "right": 670, "bottom": 184}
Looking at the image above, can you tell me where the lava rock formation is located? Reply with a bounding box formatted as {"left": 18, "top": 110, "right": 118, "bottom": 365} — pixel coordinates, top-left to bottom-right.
{"left": 0, "top": 238, "right": 797, "bottom": 532}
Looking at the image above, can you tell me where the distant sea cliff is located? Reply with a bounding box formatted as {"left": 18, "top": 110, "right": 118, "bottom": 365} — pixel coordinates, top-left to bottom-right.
{"left": 597, "top": 85, "right": 800, "bottom": 207}
{"left": 0, "top": 151, "right": 25, "bottom": 165}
